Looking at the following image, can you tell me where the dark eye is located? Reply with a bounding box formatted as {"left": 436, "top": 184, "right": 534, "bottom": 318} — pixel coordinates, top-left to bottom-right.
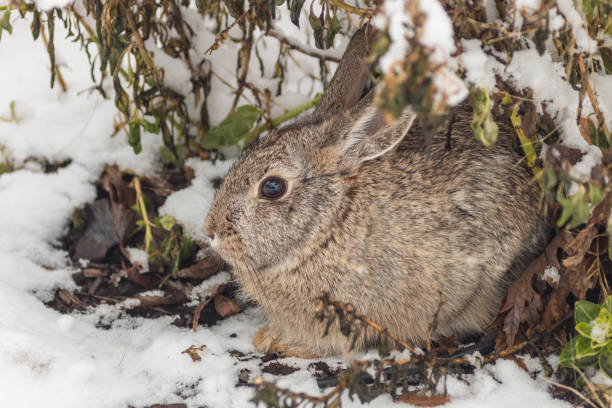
{"left": 259, "top": 176, "right": 287, "bottom": 200}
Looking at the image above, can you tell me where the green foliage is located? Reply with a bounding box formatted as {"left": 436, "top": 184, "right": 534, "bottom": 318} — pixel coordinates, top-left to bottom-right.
{"left": 470, "top": 88, "right": 498, "bottom": 147}
{"left": 155, "top": 215, "right": 176, "bottom": 231}
{"left": 201, "top": 105, "right": 260, "bottom": 149}
{"left": 560, "top": 296, "right": 612, "bottom": 378}
{"left": 0, "top": 9, "right": 13, "bottom": 41}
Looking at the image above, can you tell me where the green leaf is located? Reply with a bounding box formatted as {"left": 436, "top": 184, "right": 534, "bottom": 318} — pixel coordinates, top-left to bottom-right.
{"left": 139, "top": 117, "right": 159, "bottom": 134}
{"left": 113, "top": 77, "right": 130, "bottom": 116}
{"left": 156, "top": 215, "right": 175, "bottom": 231}
{"left": 576, "top": 300, "right": 602, "bottom": 324}
{"left": 31, "top": 10, "right": 40, "bottom": 40}
{"left": 0, "top": 162, "right": 6, "bottom": 176}
{"left": 160, "top": 145, "right": 178, "bottom": 163}
{"left": 599, "top": 352, "right": 612, "bottom": 378}
{"left": 327, "top": 13, "right": 342, "bottom": 47}
{"left": 173, "top": 234, "right": 195, "bottom": 273}
{"left": 604, "top": 296, "right": 612, "bottom": 314}
{"left": 560, "top": 336, "right": 599, "bottom": 368}
{"left": 201, "top": 105, "right": 260, "bottom": 149}
{"left": 576, "top": 322, "right": 593, "bottom": 339}
{"left": 289, "top": 0, "right": 306, "bottom": 27}
{"left": 308, "top": 2, "right": 325, "bottom": 49}
{"left": 0, "top": 10, "right": 13, "bottom": 41}
{"left": 128, "top": 120, "right": 142, "bottom": 154}
{"left": 557, "top": 186, "right": 590, "bottom": 229}
{"left": 471, "top": 88, "right": 498, "bottom": 147}
{"left": 575, "top": 335, "right": 600, "bottom": 361}
{"left": 599, "top": 306, "right": 612, "bottom": 325}
{"left": 588, "top": 183, "right": 603, "bottom": 207}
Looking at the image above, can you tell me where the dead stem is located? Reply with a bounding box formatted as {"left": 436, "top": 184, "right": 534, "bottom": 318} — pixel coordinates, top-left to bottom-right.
{"left": 40, "top": 24, "right": 67, "bottom": 92}
{"left": 578, "top": 54, "right": 611, "bottom": 142}
{"left": 328, "top": 0, "right": 373, "bottom": 18}
{"left": 543, "top": 378, "right": 601, "bottom": 408}
{"left": 267, "top": 29, "right": 341, "bottom": 63}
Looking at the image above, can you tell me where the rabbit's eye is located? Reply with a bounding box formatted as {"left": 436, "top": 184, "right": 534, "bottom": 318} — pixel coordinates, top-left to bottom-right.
{"left": 259, "top": 176, "right": 287, "bottom": 200}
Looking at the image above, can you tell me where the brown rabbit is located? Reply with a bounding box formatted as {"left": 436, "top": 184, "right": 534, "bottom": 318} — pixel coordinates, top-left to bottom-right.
{"left": 203, "top": 26, "right": 550, "bottom": 357}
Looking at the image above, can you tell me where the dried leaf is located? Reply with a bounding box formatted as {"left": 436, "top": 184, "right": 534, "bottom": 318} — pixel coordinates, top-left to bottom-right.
{"left": 175, "top": 256, "right": 222, "bottom": 280}
{"left": 214, "top": 295, "right": 241, "bottom": 317}
{"left": 73, "top": 199, "right": 117, "bottom": 260}
{"left": 181, "top": 344, "right": 206, "bottom": 362}
{"left": 492, "top": 232, "right": 572, "bottom": 347}
{"left": 126, "top": 266, "right": 153, "bottom": 288}
{"left": 135, "top": 290, "right": 188, "bottom": 308}
{"left": 395, "top": 392, "right": 450, "bottom": 406}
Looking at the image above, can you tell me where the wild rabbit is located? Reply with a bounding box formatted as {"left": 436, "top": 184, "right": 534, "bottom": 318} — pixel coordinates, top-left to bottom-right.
{"left": 203, "top": 26, "right": 550, "bottom": 357}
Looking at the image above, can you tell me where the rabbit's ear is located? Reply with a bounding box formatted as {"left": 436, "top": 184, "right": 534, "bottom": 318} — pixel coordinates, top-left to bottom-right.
{"left": 338, "top": 106, "right": 416, "bottom": 171}
{"left": 313, "top": 26, "right": 373, "bottom": 117}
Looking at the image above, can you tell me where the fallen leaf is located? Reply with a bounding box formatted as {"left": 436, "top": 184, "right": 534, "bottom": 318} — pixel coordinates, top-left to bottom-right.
{"left": 491, "top": 232, "right": 572, "bottom": 347}
{"left": 261, "top": 362, "right": 299, "bottom": 376}
{"left": 395, "top": 391, "right": 450, "bottom": 406}
{"left": 175, "top": 255, "right": 223, "bottom": 280}
{"left": 73, "top": 199, "right": 116, "bottom": 260}
{"left": 135, "top": 290, "right": 188, "bottom": 308}
{"left": 181, "top": 344, "right": 206, "bottom": 362}
{"left": 126, "top": 266, "right": 153, "bottom": 289}
{"left": 214, "top": 295, "right": 241, "bottom": 318}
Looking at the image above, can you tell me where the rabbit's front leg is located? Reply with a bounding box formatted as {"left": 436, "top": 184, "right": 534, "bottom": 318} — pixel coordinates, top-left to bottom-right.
{"left": 253, "top": 325, "right": 320, "bottom": 359}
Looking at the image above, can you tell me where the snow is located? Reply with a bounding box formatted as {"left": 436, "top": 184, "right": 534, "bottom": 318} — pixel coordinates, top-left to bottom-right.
{"left": 0, "top": 3, "right": 605, "bottom": 408}
{"left": 543, "top": 265, "right": 561, "bottom": 285}
{"left": 590, "top": 319, "right": 610, "bottom": 344}
{"left": 159, "top": 158, "right": 233, "bottom": 243}
{"left": 373, "top": 0, "right": 468, "bottom": 106}
{"left": 126, "top": 247, "right": 150, "bottom": 273}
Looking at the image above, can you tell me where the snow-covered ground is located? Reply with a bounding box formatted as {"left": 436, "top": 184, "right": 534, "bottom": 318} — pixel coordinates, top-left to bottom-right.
{"left": 0, "top": 4, "right": 600, "bottom": 408}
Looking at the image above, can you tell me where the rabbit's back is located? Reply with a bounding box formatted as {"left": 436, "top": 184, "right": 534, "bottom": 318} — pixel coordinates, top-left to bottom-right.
{"left": 333, "top": 104, "right": 548, "bottom": 345}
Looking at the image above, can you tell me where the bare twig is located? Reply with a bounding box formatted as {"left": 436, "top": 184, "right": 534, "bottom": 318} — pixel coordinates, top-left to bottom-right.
{"left": 267, "top": 29, "right": 341, "bottom": 63}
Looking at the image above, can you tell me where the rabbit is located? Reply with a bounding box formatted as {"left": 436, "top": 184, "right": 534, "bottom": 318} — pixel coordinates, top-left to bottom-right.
{"left": 203, "top": 26, "right": 550, "bottom": 357}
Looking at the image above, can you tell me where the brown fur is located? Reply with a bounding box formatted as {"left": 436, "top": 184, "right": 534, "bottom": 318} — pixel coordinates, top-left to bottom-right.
{"left": 203, "top": 27, "right": 550, "bottom": 356}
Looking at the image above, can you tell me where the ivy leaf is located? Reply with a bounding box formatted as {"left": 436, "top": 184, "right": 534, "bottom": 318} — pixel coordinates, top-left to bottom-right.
{"left": 575, "top": 300, "right": 602, "bottom": 324}
{"left": 576, "top": 322, "right": 593, "bottom": 339}
{"left": 201, "top": 105, "right": 260, "bottom": 149}
{"left": 560, "top": 336, "right": 599, "bottom": 368}
{"left": 604, "top": 295, "right": 612, "bottom": 314}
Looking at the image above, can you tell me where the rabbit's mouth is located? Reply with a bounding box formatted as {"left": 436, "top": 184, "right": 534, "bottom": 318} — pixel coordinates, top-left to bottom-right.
{"left": 208, "top": 233, "right": 251, "bottom": 270}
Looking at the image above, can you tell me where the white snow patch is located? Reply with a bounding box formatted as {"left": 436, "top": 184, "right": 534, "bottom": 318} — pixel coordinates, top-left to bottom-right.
{"left": 590, "top": 319, "right": 610, "bottom": 344}
{"left": 542, "top": 265, "right": 560, "bottom": 285}
{"left": 159, "top": 158, "right": 233, "bottom": 243}
{"left": 126, "top": 247, "right": 150, "bottom": 273}
{"left": 461, "top": 39, "right": 503, "bottom": 90}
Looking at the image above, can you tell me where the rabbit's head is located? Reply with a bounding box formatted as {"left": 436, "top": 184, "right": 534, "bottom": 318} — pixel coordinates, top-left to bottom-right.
{"left": 203, "top": 99, "right": 415, "bottom": 273}
{"left": 203, "top": 26, "right": 417, "bottom": 273}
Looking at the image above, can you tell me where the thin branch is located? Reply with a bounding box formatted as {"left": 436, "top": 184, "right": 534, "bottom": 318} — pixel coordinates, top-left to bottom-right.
{"left": 243, "top": 93, "right": 322, "bottom": 144}
{"left": 267, "top": 29, "right": 341, "bottom": 63}
{"left": 329, "top": 0, "right": 373, "bottom": 18}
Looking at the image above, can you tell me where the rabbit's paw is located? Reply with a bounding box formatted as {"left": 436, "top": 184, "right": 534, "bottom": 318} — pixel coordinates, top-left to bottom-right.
{"left": 253, "top": 326, "right": 320, "bottom": 359}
